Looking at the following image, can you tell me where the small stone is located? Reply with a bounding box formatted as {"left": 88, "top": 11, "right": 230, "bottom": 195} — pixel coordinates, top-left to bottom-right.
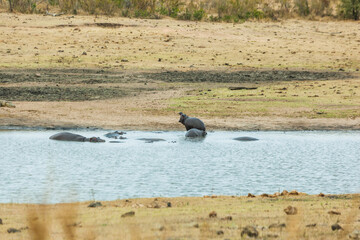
{"left": 35, "top": 73, "right": 41, "bottom": 77}
{"left": 284, "top": 206, "right": 298, "bottom": 215}
{"left": 306, "top": 223, "right": 317, "bottom": 228}
{"left": 241, "top": 226, "right": 258, "bottom": 238}
{"left": 217, "top": 230, "right": 224, "bottom": 235}
{"left": 331, "top": 223, "right": 343, "bottom": 231}
{"left": 159, "top": 226, "right": 165, "bottom": 231}
{"left": 193, "top": 223, "right": 199, "bottom": 228}
{"left": 0, "top": 218, "right": 2, "bottom": 224}
{"left": 209, "top": 211, "right": 217, "bottom": 218}
{"left": 7, "top": 228, "right": 21, "bottom": 233}
{"left": 88, "top": 202, "right": 102, "bottom": 208}
{"left": 269, "top": 223, "right": 286, "bottom": 229}
{"left": 328, "top": 210, "right": 341, "bottom": 215}
{"left": 82, "top": 51, "right": 87, "bottom": 55}
{"left": 121, "top": 59, "right": 129, "bottom": 62}
{"left": 338, "top": 68, "right": 345, "bottom": 71}
{"left": 121, "top": 211, "right": 135, "bottom": 217}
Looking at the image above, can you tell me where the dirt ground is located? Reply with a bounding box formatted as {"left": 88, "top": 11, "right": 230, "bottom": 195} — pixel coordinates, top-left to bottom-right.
{"left": 0, "top": 193, "right": 359, "bottom": 240}
{"left": 0, "top": 13, "right": 360, "bottom": 130}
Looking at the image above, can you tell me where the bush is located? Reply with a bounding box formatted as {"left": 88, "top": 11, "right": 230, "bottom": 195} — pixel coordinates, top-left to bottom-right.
{"left": 310, "top": 0, "right": 331, "bottom": 16}
{"left": 8, "top": 0, "right": 37, "bottom": 13}
{"left": 193, "top": 8, "right": 205, "bottom": 20}
{"left": 338, "top": 0, "right": 360, "bottom": 19}
{"left": 294, "top": 0, "right": 310, "bottom": 16}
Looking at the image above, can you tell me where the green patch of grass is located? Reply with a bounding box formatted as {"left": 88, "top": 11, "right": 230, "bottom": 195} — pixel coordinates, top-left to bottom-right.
{"left": 167, "top": 80, "right": 360, "bottom": 119}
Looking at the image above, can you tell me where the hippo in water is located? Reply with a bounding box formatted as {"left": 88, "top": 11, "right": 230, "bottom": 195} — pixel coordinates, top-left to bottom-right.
{"left": 185, "top": 128, "right": 207, "bottom": 138}
{"left": 233, "top": 136, "right": 259, "bottom": 142}
{"left": 104, "top": 131, "right": 126, "bottom": 139}
{"left": 49, "top": 132, "right": 105, "bottom": 142}
{"left": 178, "top": 112, "right": 206, "bottom": 131}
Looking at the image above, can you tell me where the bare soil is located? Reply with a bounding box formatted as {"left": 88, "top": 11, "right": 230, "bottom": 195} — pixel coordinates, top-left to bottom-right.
{"left": 0, "top": 13, "right": 360, "bottom": 130}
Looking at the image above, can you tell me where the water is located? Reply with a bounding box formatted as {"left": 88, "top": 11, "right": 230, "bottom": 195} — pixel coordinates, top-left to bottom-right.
{"left": 0, "top": 130, "right": 359, "bottom": 203}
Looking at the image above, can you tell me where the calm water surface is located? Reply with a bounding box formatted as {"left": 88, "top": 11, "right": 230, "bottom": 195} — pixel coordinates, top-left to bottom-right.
{"left": 0, "top": 130, "right": 359, "bottom": 203}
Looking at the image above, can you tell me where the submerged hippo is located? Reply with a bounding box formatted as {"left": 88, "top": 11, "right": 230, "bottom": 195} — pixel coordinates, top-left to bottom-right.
{"left": 178, "top": 112, "right": 206, "bottom": 131}
{"left": 104, "top": 131, "right": 126, "bottom": 139}
{"left": 185, "top": 128, "right": 207, "bottom": 138}
{"left": 233, "top": 136, "right": 259, "bottom": 142}
{"left": 49, "top": 132, "right": 105, "bottom": 142}
{"left": 137, "top": 138, "right": 166, "bottom": 143}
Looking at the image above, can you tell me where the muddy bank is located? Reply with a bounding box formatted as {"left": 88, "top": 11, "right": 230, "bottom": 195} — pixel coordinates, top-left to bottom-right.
{"left": 0, "top": 68, "right": 355, "bottom": 101}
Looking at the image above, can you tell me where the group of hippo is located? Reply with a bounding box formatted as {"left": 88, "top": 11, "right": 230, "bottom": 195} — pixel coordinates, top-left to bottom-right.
{"left": 49, "top": 112, "right": 258, "bottom": 143}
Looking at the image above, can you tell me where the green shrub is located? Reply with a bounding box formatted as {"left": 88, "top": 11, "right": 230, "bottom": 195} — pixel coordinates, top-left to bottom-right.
{"left": 8, "top": 0, "right": 37, "bottom": 13}
{"left": 193, "top": 8, "right": 205, "bottom": 20}
{"left": 338, "top": 0, "right": 360, "bottom": 19}
{"left": 177, "top": 8, "right": 192, "bottom": 19}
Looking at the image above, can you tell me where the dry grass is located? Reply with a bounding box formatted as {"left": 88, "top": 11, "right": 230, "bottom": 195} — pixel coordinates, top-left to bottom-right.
{"left": 0, "top": 193, "right": 359, "bottom": 239}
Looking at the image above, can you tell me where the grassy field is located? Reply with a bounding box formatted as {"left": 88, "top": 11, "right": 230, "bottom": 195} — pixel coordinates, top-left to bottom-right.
{"left": 0, "top": 193, "right": 359, "bottom": 239}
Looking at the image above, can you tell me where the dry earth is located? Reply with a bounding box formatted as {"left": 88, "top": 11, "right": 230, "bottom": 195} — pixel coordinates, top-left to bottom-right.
{"left": 0, "top": 13, "right": 360, "bottom": 130}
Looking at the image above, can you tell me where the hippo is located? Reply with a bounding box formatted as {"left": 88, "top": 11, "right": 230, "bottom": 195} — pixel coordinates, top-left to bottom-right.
{"left": 185, "top": 128, "right": 207, "bottom": 138}
{"left": 104, "top": 131, "right": 126, "bottom": 139}
{"left": 178, "top": 112, "right": 206, "bottom": 131}
{"left": 49, "top": 132, "right": 105, "bottom": 142}
{"left": 233, "top": 137, "right": 259, "bottom": 142}
{"left": 137, "top": 138, "right": 166, "bottom": 143}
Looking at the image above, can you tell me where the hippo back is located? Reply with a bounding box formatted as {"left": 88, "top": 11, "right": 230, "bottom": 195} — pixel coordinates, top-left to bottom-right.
{"left": 184, "top": 117, "right": 206, "bottom": 131}
{"left": 49, "top": 132, "right": 86, "bottom": 141}
{"left": 185, "top": 128, "right": 207, "bottom": 138}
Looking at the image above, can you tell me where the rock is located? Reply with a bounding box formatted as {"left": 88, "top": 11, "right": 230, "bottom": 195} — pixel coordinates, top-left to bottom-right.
{"left": 289, "top": 190, "right": 299, "bottom": 195}
{"left": 121, "top": 211, "right": 135, "bottom": 217}
{"left": 222, "top": 216, "right": 232, "bottom": 221}
{"left": 193, "top": 223, "right": 199, "bottom": 228}
{"left": 284, "top": 206, "right": 298, "bottom": 215}
{"left": 0, "top": 100, "right": 15, "bottom": 108}
{"left": 349, "top": 229, "right": 360, "bottom": 239}
{"left": 269, "top": 223, "right": 286, "bottom": 229}
{"left": 241, "top": 226, "right": 258, "bottom": 238}
{"left": 167, "top": 202, "right": 172, "bottom": 207}
{"left": 306, "top": 223, "right": 317, "bottom": 228}
{"left": 234, "top": 137, "right": 259, "bottom": 142}
{"left": 159, "top": 226, "right": 165, "bottom": 231}
{"left": 0, "top": 218, "right": 2, "bottom": 224}
{"left": 331, "top": 223, "right": 343, "bottom": 231}
{"left": 82, "top": 51, "right": 87, "bottom": 55}
{"left": 280, "top": 190, "right": 289, "bottom": 196}
{"left": 88, "top": 202, "right": 102, "bottom": 208}
{"left": 121, "top": 59, "right": 129, "bottom": 62}
{"left": 266, "top": 234, "right": 279, "bottom": 238}
{"left": 328, "top": 210, "right": 341, "bottom": 215}
{"left": 209, "top": 211, "right": 217, "bottom": 218}
{"left": 7, "top": 228, "right": 21, "bottom": 233}
{"left": 217, "top": 230, "right": 224, "bottom": 235}
{"left": 248, "top": 193, "right": 255, "bottom": 198}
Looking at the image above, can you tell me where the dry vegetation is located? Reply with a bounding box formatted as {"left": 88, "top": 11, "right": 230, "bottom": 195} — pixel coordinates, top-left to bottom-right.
{"left": 0, "top": 193, "right": 359, "bottom": 239}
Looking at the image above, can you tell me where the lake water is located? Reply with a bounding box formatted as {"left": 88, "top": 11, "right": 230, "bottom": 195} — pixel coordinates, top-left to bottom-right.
{"left": 0, "top": 130, "right": 359, "bottom": 203}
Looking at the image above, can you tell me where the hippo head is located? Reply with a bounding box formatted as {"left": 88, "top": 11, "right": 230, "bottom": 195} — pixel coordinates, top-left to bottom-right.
{"left": 178, "top": 112, "right": 188, "bottom": 124}
{"left": 89, "top": 137, "right": 105, "bottom": 143}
